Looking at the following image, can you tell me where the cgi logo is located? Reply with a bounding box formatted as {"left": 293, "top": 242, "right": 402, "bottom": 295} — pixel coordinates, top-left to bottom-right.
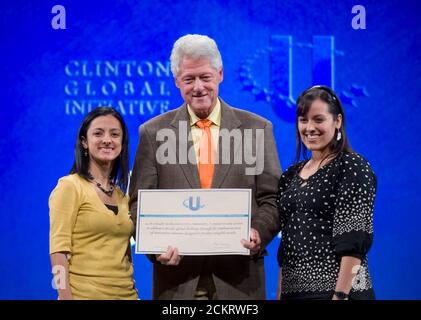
{"left": 183, "top": 196, "right": 205, "bottom": 211}
{"left": 239, "top": 35, "right": 368, "bottom": 122}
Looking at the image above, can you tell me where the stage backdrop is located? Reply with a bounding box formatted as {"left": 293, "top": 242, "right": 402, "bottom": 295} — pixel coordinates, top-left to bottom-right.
{"left": 1, "top": 0, "right": 420, "bottom": 299}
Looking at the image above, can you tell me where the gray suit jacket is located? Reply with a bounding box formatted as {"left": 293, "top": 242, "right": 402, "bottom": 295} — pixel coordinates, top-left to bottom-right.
{"left": 129, "top": 99, "right": 281, "bottom": 299}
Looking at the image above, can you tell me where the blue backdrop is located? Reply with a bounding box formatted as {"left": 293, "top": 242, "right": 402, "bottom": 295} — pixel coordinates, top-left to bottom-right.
{"left": 1, "top": 0, "right": 420, "bottom": 299}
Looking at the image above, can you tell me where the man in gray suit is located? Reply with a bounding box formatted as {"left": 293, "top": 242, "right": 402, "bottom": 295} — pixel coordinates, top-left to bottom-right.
{"left": 129, "top": 34, "right": 281, "bottom": 300}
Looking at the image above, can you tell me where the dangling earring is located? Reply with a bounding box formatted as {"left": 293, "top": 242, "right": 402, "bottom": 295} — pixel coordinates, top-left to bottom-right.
{"left": 84, "top": 149, "right": 88, "bottom": 157}
{"left": 337, "top": 130, "right": 342, "bottom": 141}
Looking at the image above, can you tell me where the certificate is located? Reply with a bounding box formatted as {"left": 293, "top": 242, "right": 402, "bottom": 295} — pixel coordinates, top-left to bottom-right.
{"left": 135, "top": 189, "right": 251, "bottom": 255}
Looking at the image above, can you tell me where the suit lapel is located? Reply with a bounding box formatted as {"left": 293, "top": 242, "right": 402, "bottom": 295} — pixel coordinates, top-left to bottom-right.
{"left": 212, "top": 99, "right": 242, "bottom": 188}
{"left": 170, "top": 104, "right": 201, "bottom": 189}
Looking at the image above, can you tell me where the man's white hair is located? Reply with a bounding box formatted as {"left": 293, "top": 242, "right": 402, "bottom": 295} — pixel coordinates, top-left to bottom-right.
{"left": 170, "top": 34, "right": 223, "bottom": 77}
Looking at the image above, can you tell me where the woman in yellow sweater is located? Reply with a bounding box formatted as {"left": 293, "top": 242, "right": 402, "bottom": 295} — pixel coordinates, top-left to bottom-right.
{"left": 49, "top": 107, "right": 138, "bottom": 300}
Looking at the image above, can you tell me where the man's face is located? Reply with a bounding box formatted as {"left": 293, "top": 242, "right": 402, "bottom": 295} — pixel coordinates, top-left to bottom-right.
{"left": 175, "top": 56, "right": 223, "bottom": 119}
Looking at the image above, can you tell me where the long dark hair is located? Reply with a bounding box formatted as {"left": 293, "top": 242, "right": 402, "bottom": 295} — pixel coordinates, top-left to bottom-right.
{"left": 70, "top": 107, "right": 130, "bottom": 193}
{"left": 295, "top": 85, "right": 352, "bottom": 163}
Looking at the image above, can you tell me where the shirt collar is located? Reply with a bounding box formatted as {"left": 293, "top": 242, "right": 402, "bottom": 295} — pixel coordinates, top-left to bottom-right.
{"left": 187, "top": 98, "right": 221, "bottom": 127}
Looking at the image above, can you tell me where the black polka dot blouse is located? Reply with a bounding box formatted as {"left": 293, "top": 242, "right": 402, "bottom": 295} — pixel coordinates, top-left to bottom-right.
{"left": 277, "top": 152, "right": 376, "bottom": 300}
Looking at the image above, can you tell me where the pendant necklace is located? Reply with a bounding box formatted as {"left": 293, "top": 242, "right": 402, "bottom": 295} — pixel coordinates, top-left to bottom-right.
{"left": 88, "top": 172, "right": 115, "bottom": 197}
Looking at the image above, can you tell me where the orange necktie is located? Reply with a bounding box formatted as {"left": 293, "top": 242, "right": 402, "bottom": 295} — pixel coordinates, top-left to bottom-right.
{"left": 196, "top": 119, "right": 215, "bottom": 189}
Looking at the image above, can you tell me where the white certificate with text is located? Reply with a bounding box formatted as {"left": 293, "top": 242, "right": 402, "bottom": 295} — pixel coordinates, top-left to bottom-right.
{"left": 135, "top": 189, "right": 251, "bottom": 255}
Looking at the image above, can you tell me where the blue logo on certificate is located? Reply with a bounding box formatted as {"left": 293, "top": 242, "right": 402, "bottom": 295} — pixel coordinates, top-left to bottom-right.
{"left": 183, "top": 196, "right": 205, "bottom": 211}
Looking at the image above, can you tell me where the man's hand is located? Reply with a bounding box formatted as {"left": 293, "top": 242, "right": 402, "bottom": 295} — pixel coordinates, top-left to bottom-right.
{"left": 156, "top": 246, "right": 182, "bottom": 266}
{"left": 241, "top": 228, "right": 262, "bottom": 255}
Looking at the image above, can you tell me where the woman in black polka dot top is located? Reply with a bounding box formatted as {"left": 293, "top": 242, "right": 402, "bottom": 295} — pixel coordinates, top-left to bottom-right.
{"left": 276, "top": 86, "right": 376, "bottom": 300}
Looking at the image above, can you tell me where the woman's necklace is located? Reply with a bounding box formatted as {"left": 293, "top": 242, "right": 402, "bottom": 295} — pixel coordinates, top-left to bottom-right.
{"left": 88, "top": 172, "right": 115, "bottom": 197}
{"left": 298, "top": 158, "right": 326, "bottom": 187}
